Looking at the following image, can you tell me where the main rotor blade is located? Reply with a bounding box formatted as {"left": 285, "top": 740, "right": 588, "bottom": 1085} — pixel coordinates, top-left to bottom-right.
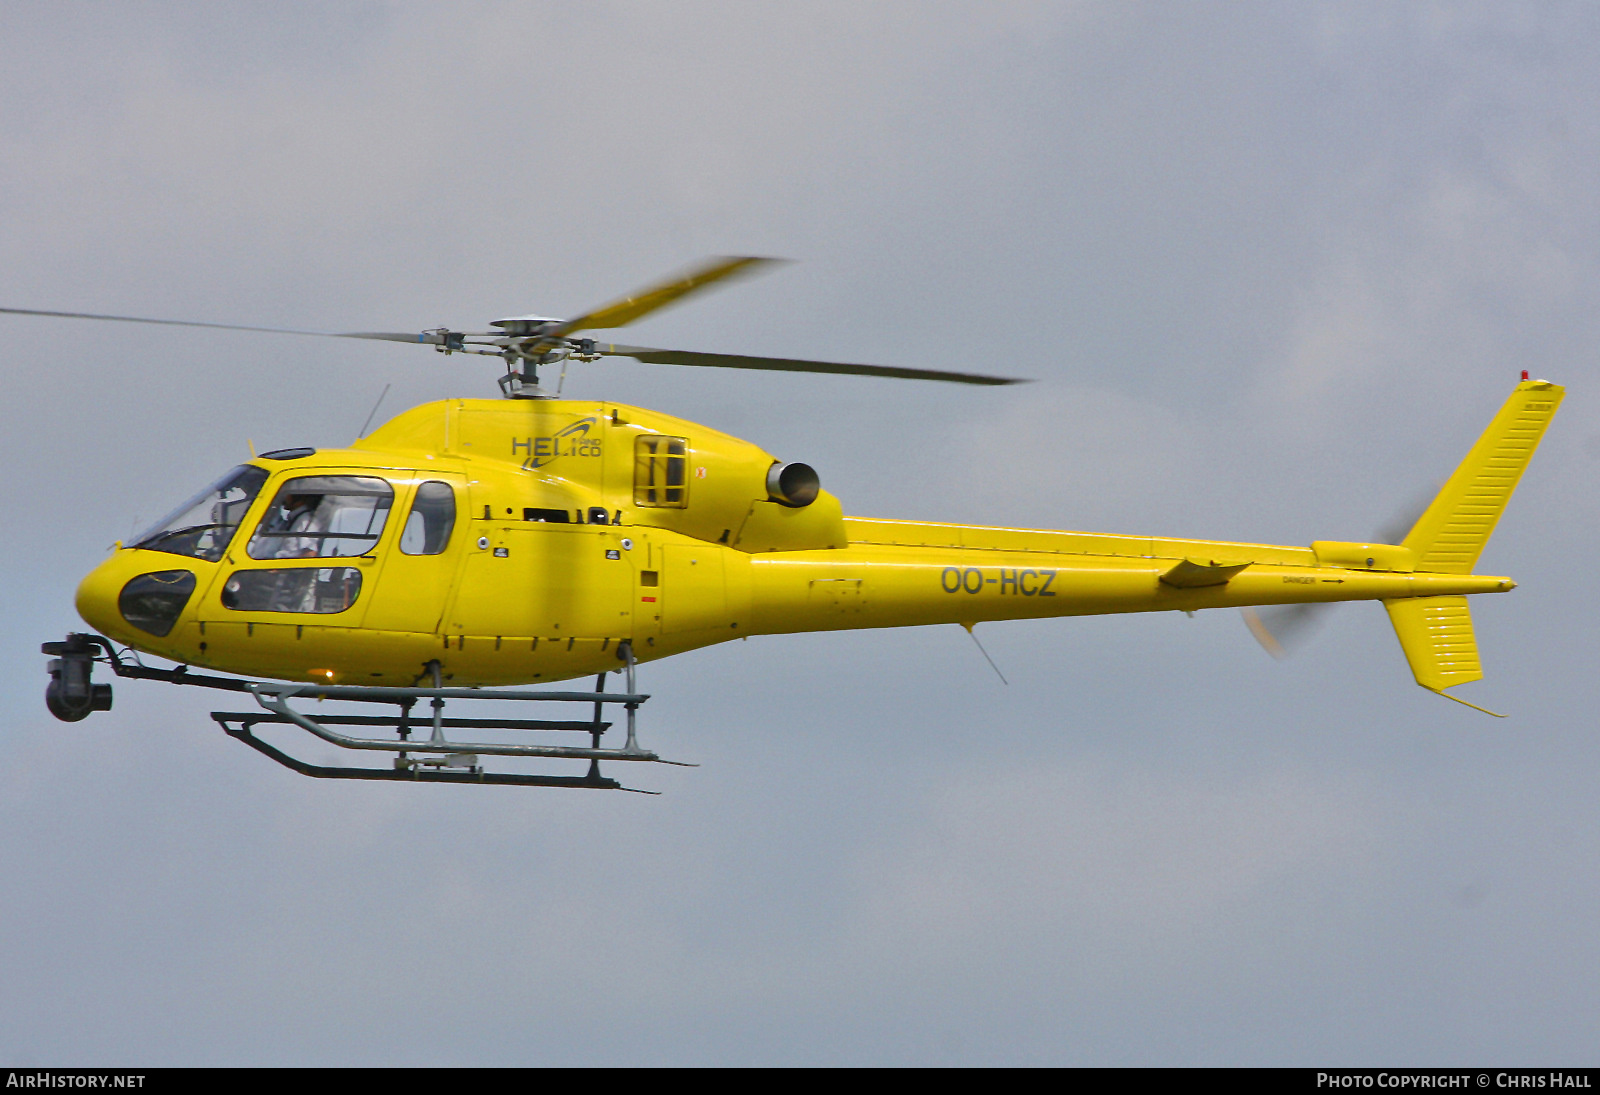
{"left": 593, "top": 342, "right": 1027, "bottom": 386}
{"left": 551, "top": 256, "right": 784, "bottom": 337}
{"left": 0, "top": 305, "right": 463, "bottom": 346}
{"left": 0, "top": 305, "right": 339, "bottom": 338}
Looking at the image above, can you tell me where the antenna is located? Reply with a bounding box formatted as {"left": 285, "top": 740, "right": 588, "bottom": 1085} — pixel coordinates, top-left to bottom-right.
{"left": 961, "top": 623, "right": 1008, "bottom": 685}
{"left": 358, "top": 383, "right": 392, "bottom": 438}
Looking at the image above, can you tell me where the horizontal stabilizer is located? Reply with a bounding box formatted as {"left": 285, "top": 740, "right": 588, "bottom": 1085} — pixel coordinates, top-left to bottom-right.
{"left": 1161, "top": 558, "right": 1249, "bottom": 588}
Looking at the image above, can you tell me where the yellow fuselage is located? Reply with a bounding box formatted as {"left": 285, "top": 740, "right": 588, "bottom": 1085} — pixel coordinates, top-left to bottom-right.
{"left": 74, "top": 399, "right": 1512, "bottom": 686}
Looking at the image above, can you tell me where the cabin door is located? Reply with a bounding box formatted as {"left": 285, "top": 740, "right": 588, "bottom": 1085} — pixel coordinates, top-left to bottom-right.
{"left": 360, "top": 473, "right": 468, "bottom": 635}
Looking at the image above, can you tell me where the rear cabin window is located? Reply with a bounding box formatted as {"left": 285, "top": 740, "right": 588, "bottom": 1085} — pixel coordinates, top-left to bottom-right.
{"left": 400, "top": 481, "right": 456, "bottom": 555}
{"left": 247, "top": 476, "right": 394, "bottom": 560}
{"left": 634, "top": 436, "right": 688, "bottom": 508}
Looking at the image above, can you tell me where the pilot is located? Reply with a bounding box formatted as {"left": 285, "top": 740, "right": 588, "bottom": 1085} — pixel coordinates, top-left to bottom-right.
{"left": 267, "top": 492, "right": 324, "bottom": 559}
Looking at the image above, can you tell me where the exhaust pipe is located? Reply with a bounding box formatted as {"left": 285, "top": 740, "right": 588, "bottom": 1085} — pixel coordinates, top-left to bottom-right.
{"left": 766, "top": 461, "right": 820, "bottom": 508}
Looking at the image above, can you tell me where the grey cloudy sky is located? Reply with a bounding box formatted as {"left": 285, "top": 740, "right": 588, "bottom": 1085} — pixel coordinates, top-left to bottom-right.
{"left": 1, "top": 1, "right": 1597, "bottom": 1066}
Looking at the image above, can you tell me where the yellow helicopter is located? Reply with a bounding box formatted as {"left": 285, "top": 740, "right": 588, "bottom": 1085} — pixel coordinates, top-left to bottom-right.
{"left": 19, "top": 257, "right": 1563, "bottom": 790}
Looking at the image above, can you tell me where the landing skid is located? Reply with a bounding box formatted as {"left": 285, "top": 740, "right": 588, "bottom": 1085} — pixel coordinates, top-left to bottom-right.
{"left": 42, "top": 633, "right": 688, "bottom": 791}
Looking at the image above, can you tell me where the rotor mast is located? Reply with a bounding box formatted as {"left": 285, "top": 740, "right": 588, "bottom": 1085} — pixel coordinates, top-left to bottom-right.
{"left": 484, "top": 316, "right": 602, "bottom": 399}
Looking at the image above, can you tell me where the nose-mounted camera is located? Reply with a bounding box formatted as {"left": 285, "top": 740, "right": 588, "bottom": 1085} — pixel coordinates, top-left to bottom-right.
{"left": 42, "top": 633, "right": 113, "bottom": 722}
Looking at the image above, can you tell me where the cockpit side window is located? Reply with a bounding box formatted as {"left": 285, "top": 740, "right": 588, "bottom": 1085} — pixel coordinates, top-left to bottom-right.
{"left": 132, "top": 465, "right": 270, "bottom": 563}
{"left": 247, "top": 476, "right": 394, "bottom": 560}
{"left": 400, "top": 481, "right": 455, "bottom": 555}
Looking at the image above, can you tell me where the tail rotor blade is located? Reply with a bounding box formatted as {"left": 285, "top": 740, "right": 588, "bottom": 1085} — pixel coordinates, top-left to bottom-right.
{"left": 1241, "top": 603, "right": 1335, "bottom": 659}
{"left": 1374, "top": 485, "right": 1440, "bottom": 546}
{"left": 1248, "top": 482, "right": 1448, "bottom": 660}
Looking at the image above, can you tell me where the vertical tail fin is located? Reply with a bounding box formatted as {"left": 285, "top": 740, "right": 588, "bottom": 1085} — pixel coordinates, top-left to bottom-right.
{"left": 1401, "top": 380, "right": 1563, "bottom": 573}
{"left": 1385, "top": 379, "right": 1562, "bottom": 714}
{"left": 1384, "top": 595, "right": 1502, "bottom": 716}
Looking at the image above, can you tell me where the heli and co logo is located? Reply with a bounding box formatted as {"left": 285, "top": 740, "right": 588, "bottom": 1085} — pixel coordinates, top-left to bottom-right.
{"left": 512, "top": 418, "right": 602, "bottom": 470}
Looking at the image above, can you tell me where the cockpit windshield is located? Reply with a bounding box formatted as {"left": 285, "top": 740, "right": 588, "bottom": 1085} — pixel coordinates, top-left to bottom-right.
{"left": 131, "top": 465, "right": 270, "bottom": 562}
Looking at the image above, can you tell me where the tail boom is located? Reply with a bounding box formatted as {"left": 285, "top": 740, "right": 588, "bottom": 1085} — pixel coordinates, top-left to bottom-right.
{"left": 743, "top": 541, "right": 1512, "bottom": 637}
